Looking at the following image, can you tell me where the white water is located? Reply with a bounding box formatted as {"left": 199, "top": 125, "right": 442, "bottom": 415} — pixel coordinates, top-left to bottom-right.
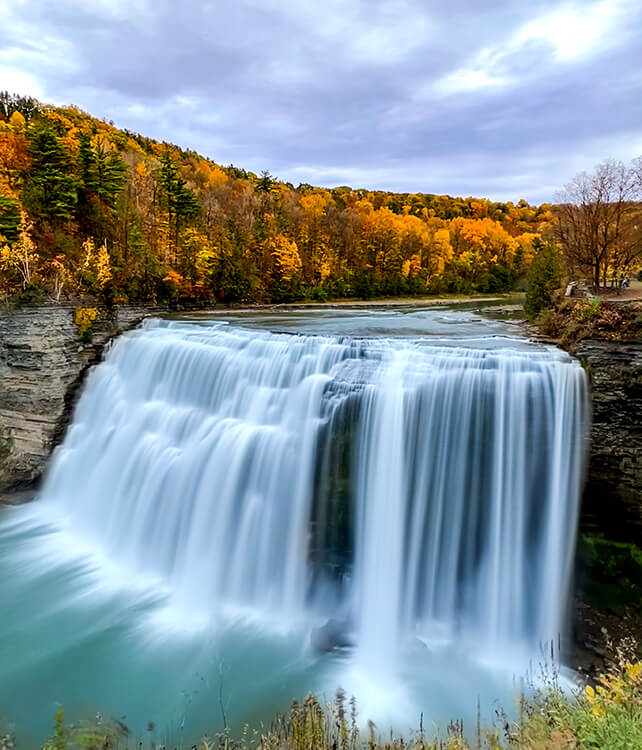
{"left": 0, "top": 310, "right": 588, "bottom": 743}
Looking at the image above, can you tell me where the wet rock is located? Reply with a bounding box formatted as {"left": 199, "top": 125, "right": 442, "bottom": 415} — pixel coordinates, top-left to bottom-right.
{"left": 310, "top": 618, "right": 353, "bottom": 653}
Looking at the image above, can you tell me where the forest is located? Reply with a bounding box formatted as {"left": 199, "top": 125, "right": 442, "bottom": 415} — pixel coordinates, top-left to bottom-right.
{"left": 0, "top": 93, "right": 554, "bottom": 306}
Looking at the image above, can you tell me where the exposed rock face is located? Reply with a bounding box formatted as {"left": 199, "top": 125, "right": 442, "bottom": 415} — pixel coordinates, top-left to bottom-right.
{"left": 576, "top": 339, "right": 642, "bottom": 545}
{"left": 0, "top": 305, "right": 155, "bottom": 499}
{"left": 2, "top": 307, "right": 641, "bottom": 544}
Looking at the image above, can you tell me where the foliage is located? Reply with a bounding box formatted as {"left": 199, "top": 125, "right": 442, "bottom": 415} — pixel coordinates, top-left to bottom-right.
{"left": 555, "top": 159, "right": 642, "bottom": 290}
{"left": 577, "top": 535, "right": 642, "bottom": 607}
{"left": 73, "top": 307, "right": 99, "bottom": 342}
{"left": 536, "top": 297, "right": 641, "bottom": 347}
{"left": 524, "top": 240, "right": 562, "bottom": 320}
{"left": 39, "top": 707, "right": 129, "bottom": 750}
{"left": 0, "top": 94, "right": 558, "bottom": 306}
{"left": 27, "top": 650, "right": 642, "bottom": 750}
{"left": 506, "top": 640, "right": 642, "bottom": 750}
{"left": 0, "top": 211, "right": 38, "bottom": 290}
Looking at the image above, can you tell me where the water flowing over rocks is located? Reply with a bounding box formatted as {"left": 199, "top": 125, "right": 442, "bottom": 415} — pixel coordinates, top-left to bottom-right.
{"left": 0, "top": 305, "right": 157, "bottom": 499}
{"left": 0, "top": 306, "right": 635, "bottom": 741}
{"left": 33, "top": 321, "right": 588, "bottom": 659}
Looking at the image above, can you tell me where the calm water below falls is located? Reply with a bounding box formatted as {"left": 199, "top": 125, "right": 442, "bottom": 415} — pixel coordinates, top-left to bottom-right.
{"left": 0, "top": 307, "right": 589, "bottom": 746}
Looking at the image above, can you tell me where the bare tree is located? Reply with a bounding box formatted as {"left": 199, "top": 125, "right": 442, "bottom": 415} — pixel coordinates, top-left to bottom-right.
{"left": 555, "top": 159, "right": 642, "bottom": 290}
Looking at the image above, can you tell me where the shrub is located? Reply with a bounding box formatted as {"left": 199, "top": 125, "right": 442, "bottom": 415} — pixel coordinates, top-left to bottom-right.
{"left": 73, "top": 307, "right": 98, "bottom": 343}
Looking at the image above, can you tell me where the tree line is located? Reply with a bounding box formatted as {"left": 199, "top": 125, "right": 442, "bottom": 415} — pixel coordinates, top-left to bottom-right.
{"left": 0, "top": 92, "right": 640, "bottom": 307}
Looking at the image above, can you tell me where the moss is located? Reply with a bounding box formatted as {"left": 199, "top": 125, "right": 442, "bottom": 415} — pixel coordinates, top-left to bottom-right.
{"left": 576, "top": 535, "right": 642, "bottom": 608}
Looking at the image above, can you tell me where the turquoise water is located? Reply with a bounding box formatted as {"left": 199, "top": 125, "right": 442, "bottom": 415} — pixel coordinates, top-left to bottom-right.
{"left": 0, "top": 306, "right": 584, "bottom": 747}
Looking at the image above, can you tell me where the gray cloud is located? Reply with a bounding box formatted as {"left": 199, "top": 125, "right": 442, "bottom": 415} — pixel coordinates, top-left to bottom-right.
{"left": 0, "top": 0, "right": 641, "bottom": 202}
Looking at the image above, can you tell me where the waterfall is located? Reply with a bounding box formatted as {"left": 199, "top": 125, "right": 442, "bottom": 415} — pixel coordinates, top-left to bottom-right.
{"left": 39, "top": 319, "right": 588, "bottom": 672}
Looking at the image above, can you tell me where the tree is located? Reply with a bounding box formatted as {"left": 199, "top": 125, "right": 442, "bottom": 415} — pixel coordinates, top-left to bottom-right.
{"left": 159, "top": 149, "right": 200, "bottom": 261}
{"left": 0, "top": 212, "right": 39, "bottom": 290}
{"left": 76, "top": 133, "right": 126, "bottom": 237}
{"left": 0, "top": 92, "right": 40, "bottom": 123}
{"left": 524, "top": 240, "right": 562, "bottom": 321}
{"left": 0, "top": 193, "right": 21, "bottom": 242}
{"left": 24, "top": 126, "right": 77, "bottom": 223}
{"left": 79, "top": 237, "right": 112, "bottom": 296}
{"left": 555, "top": 160, "right": 642, "bottom": 290}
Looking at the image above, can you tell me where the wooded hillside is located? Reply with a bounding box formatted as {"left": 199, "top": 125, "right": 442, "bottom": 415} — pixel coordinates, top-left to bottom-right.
{"left": 0, "top": 93, "right": 553, "bottom": 305}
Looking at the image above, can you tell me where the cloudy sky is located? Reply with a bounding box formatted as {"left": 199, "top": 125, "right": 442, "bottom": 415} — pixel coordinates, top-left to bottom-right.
{"left": 1, "top": 0, "right": 641, "bottom": 202}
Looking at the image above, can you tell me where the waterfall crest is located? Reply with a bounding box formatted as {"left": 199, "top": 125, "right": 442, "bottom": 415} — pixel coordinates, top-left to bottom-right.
{"left": 40, "top": 319, "right": 588, "bottom": 666}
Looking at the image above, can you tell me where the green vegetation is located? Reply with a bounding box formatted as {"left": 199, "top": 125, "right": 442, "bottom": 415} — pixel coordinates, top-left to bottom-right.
{"left": 3, "top": 649, "right": 640, "bottom": 750}
{"left": 0, "top": 92, "right": 552, "bottom": 307}
{"left": 523, "top": 240, "right": 562, "bottom": 321}
{"left": 577, "top": 535, "right": 642, "bottom": 608}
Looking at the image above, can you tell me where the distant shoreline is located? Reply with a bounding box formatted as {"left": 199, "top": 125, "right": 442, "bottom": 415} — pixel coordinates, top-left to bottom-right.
{"left": 173, "top": 292, "right": 523, "bottom": 314}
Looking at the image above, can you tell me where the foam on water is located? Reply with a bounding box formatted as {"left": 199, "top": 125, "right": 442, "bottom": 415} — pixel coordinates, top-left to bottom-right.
{"left": 0, "top": 314, "right": 588, "bottom": 744}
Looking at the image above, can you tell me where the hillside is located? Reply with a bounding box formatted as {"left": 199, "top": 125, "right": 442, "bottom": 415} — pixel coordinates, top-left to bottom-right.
{"left": 0, "top": 93, "right": 552, "bottom": 305}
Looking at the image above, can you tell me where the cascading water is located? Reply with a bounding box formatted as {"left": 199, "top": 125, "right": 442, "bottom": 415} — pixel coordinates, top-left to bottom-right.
{"left": 0, "top": 310, "right": 589, "bottom": 743}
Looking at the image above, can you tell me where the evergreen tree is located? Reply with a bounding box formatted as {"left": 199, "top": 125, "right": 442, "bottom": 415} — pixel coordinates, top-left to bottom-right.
{"left": 24, "top": 126, "right": 77, "bottom": 223}
{"left": 94, "top": 140, "right": 126, "bottom": 208}
{"left": 524, "top": 239, "right": 562, "bottom": 320}
{"left": 76, "top": 133, "right": 125, "bottom": 238}
{"left": 0, "top": 193, "right": 21, "bottom": 243}
{"left": 160, "top": 149, "right": 199, "bottom": 254}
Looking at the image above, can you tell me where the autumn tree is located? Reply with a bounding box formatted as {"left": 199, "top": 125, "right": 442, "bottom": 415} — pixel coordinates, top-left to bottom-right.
{"left": 0, "top": 94, "right": 560, "bottom": 306}
{"left": 0, "top": 92, "right": 40, "bottom": 123}
{"left": 556, "top": 159, "right": 642, "bottom": 289}
{"left": 0, "top": 212, "right": 39, "bottom": 292}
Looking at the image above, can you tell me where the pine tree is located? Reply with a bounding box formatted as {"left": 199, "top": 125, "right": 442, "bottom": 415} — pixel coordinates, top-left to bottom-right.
{"left": 0, "top": 193, "right": 21, "bottom": 243}
{"left": 159, "top": 149, "right": 199, "bottom": 259}
{"left": 24, "top": 126, "right": 77, "bottom": 223}
{"left": 94, "top": 140, "right": 126, "bottom": 208}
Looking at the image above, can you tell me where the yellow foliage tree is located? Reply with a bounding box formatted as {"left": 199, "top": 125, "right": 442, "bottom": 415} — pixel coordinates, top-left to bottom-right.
{"left": 270, "top": 234, "right": 302, "bottom": 282}
{"left": 0, "top": 212, "right": 38, "bottom": 290}
{"left": 81, "top": 238, "right": 112, "bottom": 292}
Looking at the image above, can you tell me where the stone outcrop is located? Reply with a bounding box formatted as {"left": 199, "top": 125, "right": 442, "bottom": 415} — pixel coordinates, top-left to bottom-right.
{"left": 0, "top": 304, "right": 156, "bottom": 499}
{"left": 577, "top": 339, "right": 642, "bottom": 545}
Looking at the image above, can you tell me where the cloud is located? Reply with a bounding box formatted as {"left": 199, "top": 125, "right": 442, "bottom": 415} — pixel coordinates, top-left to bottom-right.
{"left": 429, "top": 0, "right": 635, "bottom": 96}
{"left": 0, "top": 0, "right": 640, "bottom": 202}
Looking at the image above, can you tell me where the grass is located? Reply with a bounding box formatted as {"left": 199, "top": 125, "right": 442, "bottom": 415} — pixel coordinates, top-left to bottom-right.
{"left": 5, "top": 643, "right": 640, "bottom": 750}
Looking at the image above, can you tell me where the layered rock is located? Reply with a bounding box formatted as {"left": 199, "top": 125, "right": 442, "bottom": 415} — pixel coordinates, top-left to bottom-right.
{"left": 577, "top": 339, "right": 642, "bottom": 545}
{"left": 0, "top": 305, "right": 154, "bottom": 499}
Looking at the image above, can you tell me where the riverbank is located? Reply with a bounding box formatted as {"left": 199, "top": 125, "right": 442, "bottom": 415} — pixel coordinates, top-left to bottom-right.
{"left": 22, "top": 649, "right": 642, "bottom": 750}
{"left": 219, "top": 292, "right": 520, "bottom": 310}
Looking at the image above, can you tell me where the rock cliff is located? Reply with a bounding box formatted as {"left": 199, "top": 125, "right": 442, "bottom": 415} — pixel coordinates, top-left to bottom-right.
{"left": 0, "top": 305, "right": 155, "bottom": 499}
{"left": 577, "top": 339, "right": 642, "bottom": 545}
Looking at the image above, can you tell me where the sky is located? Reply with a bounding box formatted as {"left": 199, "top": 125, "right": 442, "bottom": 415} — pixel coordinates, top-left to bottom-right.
{"left": 1, "top": 0, "right": 641, "bottom": 203}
